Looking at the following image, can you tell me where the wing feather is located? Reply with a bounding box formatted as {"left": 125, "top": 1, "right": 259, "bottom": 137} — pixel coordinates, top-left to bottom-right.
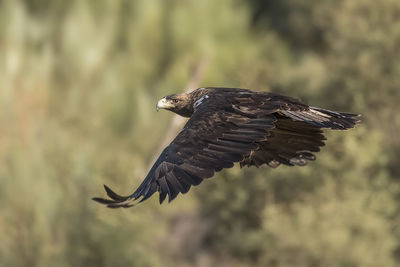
{"left": 93, "top": 95, "right": 276, "bottom": 206}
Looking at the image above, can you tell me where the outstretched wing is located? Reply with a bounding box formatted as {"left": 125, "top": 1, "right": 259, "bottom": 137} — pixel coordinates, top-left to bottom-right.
{"left": 241, "top": 106, "right": 360, "bottom": 168}
{"left": 93, "top": 95, "right": 279, "bottom": 207}
{"left": 240, "top": 118, "right": 326, "bottom": 168}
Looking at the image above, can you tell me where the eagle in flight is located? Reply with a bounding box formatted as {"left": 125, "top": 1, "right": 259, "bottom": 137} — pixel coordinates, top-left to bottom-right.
{"left": 93, "top": 87, "right": 360, "bottom": 208}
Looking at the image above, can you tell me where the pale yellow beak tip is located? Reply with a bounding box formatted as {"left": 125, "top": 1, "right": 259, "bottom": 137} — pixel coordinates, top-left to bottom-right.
{"left": 156, "top": 97, "right": 173, "bottom": 111}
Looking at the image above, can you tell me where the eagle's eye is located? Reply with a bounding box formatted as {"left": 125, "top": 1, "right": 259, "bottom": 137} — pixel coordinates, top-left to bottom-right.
{"left": 170, "top": 99, "right": 179, "bottom": 103}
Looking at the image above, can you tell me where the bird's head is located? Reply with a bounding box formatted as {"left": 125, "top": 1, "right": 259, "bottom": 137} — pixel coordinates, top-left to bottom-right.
{"left": 156, "top": 93, "right": 193, "bottom": 117}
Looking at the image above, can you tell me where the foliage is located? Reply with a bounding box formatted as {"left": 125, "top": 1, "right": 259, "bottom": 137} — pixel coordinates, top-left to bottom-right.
{"left": 1, "top": 0, "right": 399, "bottom": 266}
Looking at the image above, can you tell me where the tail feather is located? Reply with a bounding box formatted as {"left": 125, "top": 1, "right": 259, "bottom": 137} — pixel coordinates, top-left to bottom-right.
{"left": 281, "top": 107, "right": 360, "bottom": 130}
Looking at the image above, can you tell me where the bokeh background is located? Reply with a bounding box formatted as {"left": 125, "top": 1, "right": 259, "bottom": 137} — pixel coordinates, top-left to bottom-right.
{"left": 1, "top": 0, "right": 400, "bottom": 266}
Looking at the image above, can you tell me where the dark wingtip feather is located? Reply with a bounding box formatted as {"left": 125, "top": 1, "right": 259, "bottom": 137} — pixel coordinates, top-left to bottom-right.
{"left": 159, "top": 191, "right": 167, "bottom": 204}
{"left": 107, "top": 202, "right": 136, "bottom": 208}
{"left": 92, "top": 197, "right": 119, "bottom": 205}
{"left": 92, "top": 185, "right": 136, "bottom": 208}
{"left": 103, "top": 184, "right": 129, "bottom": 201}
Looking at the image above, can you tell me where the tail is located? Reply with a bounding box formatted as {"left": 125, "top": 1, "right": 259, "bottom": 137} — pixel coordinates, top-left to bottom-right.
{"left": 281, "top": 107, "right": 361, "bottom": 130}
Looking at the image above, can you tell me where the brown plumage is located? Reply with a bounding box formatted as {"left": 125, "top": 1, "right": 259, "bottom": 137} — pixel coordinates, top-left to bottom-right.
{"left": 93, "top": 87, "right": 360, "bottom": 208}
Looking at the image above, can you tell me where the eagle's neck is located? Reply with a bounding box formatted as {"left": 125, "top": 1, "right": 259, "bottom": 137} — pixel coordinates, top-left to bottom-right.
{"left": 170, "top": 88, "right": 211, "bottom": 117}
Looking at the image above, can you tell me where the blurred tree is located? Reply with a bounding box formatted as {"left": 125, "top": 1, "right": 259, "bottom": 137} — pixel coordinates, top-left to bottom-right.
{"left": 0, "top": 0, "right": 400, "bottom": 266}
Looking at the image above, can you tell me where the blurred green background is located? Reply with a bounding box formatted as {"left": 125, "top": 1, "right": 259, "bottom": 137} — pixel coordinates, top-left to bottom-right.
{"left": 1, "top": 0, "right": 400, "bottom": 266}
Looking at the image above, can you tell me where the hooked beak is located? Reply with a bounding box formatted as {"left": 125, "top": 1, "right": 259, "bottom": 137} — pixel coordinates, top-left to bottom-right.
{"left": 156, "top": 97, "right": 175, "bottom": 112}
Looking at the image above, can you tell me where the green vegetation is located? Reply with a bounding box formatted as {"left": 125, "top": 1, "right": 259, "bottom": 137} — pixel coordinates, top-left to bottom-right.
{"left": 1, "top": 0, "right": 400, "bottom": 266}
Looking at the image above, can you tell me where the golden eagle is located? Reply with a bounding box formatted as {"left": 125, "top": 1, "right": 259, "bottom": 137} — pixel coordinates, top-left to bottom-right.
{"left": 93, "top": 87, "right": 360, "bottom": 208}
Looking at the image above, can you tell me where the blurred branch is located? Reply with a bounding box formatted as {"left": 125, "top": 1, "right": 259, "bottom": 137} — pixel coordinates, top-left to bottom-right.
{"left": 149, "top": 54, "right": 210, "bottom": 167}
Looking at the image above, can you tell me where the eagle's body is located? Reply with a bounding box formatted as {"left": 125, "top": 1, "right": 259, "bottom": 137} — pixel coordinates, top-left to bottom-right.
{"left": 93, "top": 87, "right": 360, "bottom": 208}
